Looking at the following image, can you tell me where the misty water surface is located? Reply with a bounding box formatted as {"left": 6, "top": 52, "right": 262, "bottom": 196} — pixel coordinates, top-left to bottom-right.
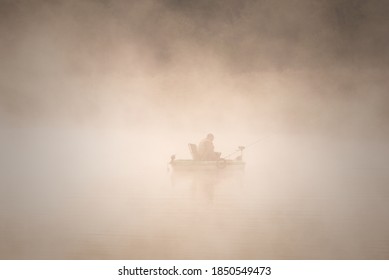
{"left": 1, "top": 126, "right": 388, "bottom": 259}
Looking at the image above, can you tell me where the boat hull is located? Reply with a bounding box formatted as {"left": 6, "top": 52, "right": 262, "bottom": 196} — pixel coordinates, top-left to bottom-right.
{"left": 170, "top": 159, "right": 245, "bottom": 172}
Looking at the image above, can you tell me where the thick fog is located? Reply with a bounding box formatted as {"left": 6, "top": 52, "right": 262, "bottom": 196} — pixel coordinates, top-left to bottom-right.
{"left": 0, "top": 0, "right": 389, "bottom": 259}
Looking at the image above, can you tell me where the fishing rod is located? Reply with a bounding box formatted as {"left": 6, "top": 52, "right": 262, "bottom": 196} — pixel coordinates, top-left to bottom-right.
{"left": 223, "top": 135, "right": 271, "bottom": 159}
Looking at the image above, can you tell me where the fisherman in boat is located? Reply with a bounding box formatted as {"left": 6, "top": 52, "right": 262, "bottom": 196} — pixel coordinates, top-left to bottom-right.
{"left": 198, "top": 133, "right": 221, "bottom": 160}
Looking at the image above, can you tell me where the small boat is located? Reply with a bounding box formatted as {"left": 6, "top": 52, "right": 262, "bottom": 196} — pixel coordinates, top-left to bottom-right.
{"left": 169, "top": 144, "right": 245, "bottom": 172}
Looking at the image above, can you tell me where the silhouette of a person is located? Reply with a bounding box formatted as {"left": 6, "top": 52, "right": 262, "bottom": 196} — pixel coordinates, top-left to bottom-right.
{"left": 198, "top": 133, "right": 221, "bottom": 160}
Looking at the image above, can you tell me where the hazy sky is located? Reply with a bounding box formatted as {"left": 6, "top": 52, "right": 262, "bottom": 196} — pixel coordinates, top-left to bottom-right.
{"left": 1, "top": 0, "right": 388, "bottom": 137}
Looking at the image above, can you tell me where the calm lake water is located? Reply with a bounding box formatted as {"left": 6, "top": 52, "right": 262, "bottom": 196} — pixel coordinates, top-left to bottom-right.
{"left": 1, "top": 128, "right": 388, "bottom": 259}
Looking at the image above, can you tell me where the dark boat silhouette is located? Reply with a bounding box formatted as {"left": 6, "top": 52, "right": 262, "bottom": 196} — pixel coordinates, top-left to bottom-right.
{"left": 169, "top": 144, "right": 245, "bottom": 172}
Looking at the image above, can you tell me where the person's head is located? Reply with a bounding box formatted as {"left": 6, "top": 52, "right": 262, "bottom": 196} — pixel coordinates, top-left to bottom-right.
{"left": 206, "top": 133, "right": 214, "bottom": 141}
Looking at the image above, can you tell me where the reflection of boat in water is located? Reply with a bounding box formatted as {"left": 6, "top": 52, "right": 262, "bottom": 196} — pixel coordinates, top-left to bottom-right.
{"left": 169, "top": 144, "right": 245, "bottom": 172}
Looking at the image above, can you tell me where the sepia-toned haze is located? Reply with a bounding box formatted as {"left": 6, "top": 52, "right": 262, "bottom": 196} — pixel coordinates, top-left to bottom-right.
{"left": 0, "top": 0, "right": 389, "bottom": 259}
